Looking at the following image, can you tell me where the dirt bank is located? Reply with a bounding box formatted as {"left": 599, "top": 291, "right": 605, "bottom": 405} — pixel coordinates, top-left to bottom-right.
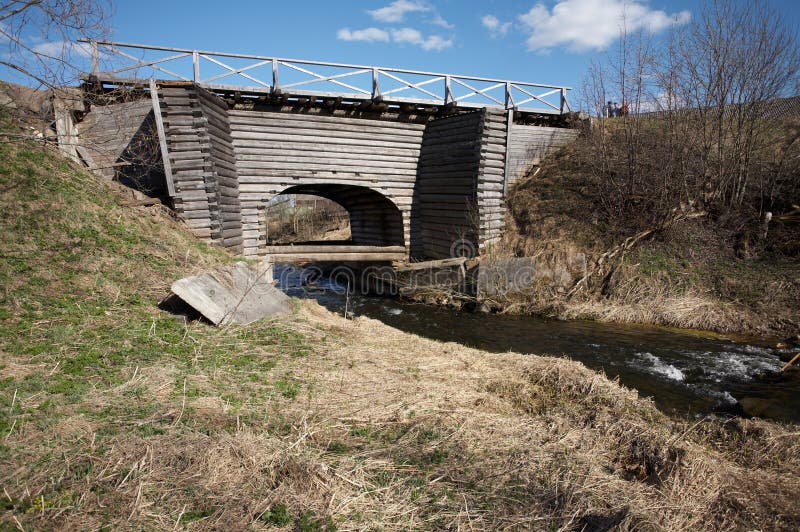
{"left": 493, "top": 133, "right": 800, "bottom": 340}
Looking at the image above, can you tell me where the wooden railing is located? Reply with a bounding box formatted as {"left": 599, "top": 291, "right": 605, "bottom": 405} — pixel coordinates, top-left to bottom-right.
{"left": 79, "top": 39, "right": 572, "bottom": 114}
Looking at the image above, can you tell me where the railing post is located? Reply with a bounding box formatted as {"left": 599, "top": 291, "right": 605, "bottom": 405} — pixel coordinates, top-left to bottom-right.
{"left": 560, "top": 87, "right": 566, "bottom": 114}
{"left": 372, "top": 67, "right": 380, "bottom": 99}
{"left": 192, "top": 51, "right": 199, "bottom": 83}
{"left": 272, "top": 58, "right": 279, "bottom": 92}
{"left": 505, "top": 82, "right": 512, "bottom": 109}
{"left": 91, "top": 41, "right": 99, "bottom": 76}
{"left": 444, "top": 75, "right": 453, "bottom": 105}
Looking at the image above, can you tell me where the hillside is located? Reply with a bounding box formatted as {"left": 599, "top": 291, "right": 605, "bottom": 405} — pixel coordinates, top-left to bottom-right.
{"left": 1, "top": 112, "right": 800, "bottom": 530}
{"left": 499, "top": 119, "right": 800, "bottom": 338}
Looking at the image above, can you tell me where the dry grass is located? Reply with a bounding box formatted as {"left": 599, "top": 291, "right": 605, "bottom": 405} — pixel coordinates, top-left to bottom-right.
{"left": 1, "top": 107, "right": 799, "bottom": 530}
{"left": 560, "top": 295, "right": 754, "bottom": 333}
{"left": 6, "top": 298, "right": 800, "bottom": 530}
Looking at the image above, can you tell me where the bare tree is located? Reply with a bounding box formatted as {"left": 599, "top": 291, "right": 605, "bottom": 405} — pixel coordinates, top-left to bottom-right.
{"left": 661, "top": 0, "right": 800, "bottom": 209}
{"left": 0, "top": 0, "right": 111, "bottom": 88}
{"left": 580, "top": 0, "right": 800, "bottom": 229}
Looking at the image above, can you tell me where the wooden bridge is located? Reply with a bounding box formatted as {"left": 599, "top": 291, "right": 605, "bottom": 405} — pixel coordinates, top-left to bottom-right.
{"left": 61, "top": 41, "right": 579, "bottom": 261}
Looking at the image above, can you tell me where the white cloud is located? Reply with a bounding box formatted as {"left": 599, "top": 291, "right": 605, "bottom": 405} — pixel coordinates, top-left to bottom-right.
{"left": 339, "top": 2, "right": 453, "bottom": 52}
{"left": 338, "top": 25, "right": 452, "bottom": 52}
{"left": 420, "top": 34, "right": 453, "bottom": 51}
{"left": 368, "top": 0, "right": 430, "bottom": 23}
{"left": 391, "top": 27, "right": 453, "bottom": 51}
{"left": 518, "top": 0, "right": 690, "bottom": 53}
{"left": 481, "top": 14, "right": 511, "bottom": 37}
{"left": 391, "top": 27, "right": 423, "bottom": 44}
{"left": 431, "top": 14, "right": 454, "bottom": 30}
{"left": 336, "top": 27, "right": 391, "bottom": 43}
{"left": 32, "top": 40, "right": 93, "bottom": 58}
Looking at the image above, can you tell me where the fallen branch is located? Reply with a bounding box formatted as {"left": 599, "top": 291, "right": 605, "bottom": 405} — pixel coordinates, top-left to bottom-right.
{"left": 567, "top": 207, "right": 707, "bottom": 299}
{"left": 121, "top": 197, "right": 162, "bottom": 207}
{"left": 781, "top": 352, "right": 800, "bottom": 372}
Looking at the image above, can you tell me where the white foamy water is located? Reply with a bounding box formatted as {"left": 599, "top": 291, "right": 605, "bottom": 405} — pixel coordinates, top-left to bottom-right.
{"left": 714, "top": 390, "right": 737, "bottom": 405}
{"left": 635, "top": 352, "right": 686, "bottom": 382}
{"left": 384, "top": 308, "right": 403, "bottom": 315}
{"left": 696, "top": 351, "right": 782, "bottom": 382}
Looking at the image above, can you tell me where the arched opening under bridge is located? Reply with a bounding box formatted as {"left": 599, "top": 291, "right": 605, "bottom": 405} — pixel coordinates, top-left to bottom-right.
{"left": 262, "top": 184, "right": 408, "bottom": 262}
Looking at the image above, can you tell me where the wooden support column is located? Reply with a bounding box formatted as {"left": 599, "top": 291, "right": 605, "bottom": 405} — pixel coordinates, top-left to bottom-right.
{"left": 503, "top": 108, "right": 514, "bottom": 197}
{"left": 149, "top": 79, "right": 176, "bottom": 196}
{"left": 53, "top": 104, "right": 78, "bottom": 161}
{"left": 52, "top": 88, "right": 84, "bottom": 162}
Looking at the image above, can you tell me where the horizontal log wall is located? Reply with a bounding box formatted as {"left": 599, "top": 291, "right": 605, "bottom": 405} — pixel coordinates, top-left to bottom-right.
{"left": 412, "top": 110, "right": 484, "bottom": 260}
{"left": 477, "top": 110, "right": 510, "bottom": 249}
{"left": 158, "top": 85, "right": 219, "bottom": 241}
{"left": 228, "top": 110, "right": 426, "bottom": 256}
{"left": 507, "top": 124, "right": 578, "bottom": 186}
{"left": 195, "top": 88, "right": 243, "bottom": 252}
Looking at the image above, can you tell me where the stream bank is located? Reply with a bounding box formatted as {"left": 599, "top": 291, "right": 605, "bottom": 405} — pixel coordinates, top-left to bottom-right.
{"left": 277, "top": 264, "right": 800, "bottom": 424}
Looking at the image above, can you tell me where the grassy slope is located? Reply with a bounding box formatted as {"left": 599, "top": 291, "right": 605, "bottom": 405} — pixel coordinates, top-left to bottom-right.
{"left": 1, "top": 119, "right": 799, "bottom": 530}
{"left": 503, "top": 142, "right": 800, "bottom": 337}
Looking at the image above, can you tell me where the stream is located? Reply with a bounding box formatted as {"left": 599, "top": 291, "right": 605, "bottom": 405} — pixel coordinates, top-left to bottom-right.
{"left": 276, "top": 265, "right": 799, "bottom": 424}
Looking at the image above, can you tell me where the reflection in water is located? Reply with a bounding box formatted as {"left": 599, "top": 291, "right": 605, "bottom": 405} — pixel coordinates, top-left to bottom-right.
{"left": 276, "top": 265, "right": 799, "bottom": 423}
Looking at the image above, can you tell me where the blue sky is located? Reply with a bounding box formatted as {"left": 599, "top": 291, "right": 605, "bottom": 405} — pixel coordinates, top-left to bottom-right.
{"left": 3, "top": 0, "right": 799, "bottom": 102}
{"left": 102, "top": 0, "right": 799, "bottom": 93}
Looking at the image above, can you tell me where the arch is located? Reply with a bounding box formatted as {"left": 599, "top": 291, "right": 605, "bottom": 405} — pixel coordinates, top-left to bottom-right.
{"left": 265, "top": 184, "right": 406, "bottom": 247}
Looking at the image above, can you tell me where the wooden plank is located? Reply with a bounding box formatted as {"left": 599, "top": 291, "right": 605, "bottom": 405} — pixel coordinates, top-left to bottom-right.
{"left": 235, "top": 160, "right": 419, "bottom": 173}
{"left": 236, "top": 172, "right": 419, "bottom": 183}
{"left": 230, "top": 127, "right": 424, "bottom": 145}
{"left": 394, "top": 257, "right": 467, "bottom": 272}
{"left": 228, "top": 116, "right": 426, "bottom": 137}
{"left": 232, "top": 143, "right": 420, "bottom": 158}
{"left": 228, "top": 110, "right": 427, "bottom": 131}
{"left": 235, "top": 151, "right": 419, "bottom": 164}
{"left": 170, "top": 262, "right": 290, "bottom": 326}
{"left": 265, "top": 251, "right": 407, "bottom": 262}
{"left": 265, "top": 245, "right": 405, "bottom": 253}
{"left": 231, "top": 134, "right": 422, "bottom": 150}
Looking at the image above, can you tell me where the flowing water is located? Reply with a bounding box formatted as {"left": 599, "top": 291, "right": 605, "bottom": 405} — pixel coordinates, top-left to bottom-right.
{"left": 277, "top": 265, "right": 800, "bottom": 423}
